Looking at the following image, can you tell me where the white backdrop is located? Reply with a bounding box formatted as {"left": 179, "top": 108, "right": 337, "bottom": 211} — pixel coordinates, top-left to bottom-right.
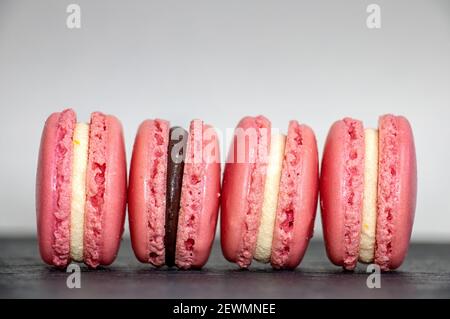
{"left": 0, "top": 0, "right": 449, "bottom": 241}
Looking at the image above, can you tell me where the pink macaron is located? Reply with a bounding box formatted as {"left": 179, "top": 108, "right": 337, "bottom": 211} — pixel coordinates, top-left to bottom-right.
{"left": 36, "top": 109, "right": 127, "bottom": 268}
{"left": 320, "top": 114, "right": 417, "bottom": 271}
{"left": 221, "top": 116, "right": 319, "bottom": 269}
{"left": 128, "top": 119, "right": 221, "bottom": 269}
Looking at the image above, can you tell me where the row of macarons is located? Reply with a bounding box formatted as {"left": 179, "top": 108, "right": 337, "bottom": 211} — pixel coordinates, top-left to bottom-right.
{"left": 36, "top": 109, "right": 417, "bottom": 271}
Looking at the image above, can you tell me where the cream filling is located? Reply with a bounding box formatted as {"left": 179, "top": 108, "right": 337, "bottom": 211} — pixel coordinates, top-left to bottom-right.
{"left": 359, "top": 128, "right": 379, "bottom": 263}
{"left": 254, "top": 134, "right": 286, "bottom": 263}
{"left": 70, "top": 123, "right": 89, "bottom": 261}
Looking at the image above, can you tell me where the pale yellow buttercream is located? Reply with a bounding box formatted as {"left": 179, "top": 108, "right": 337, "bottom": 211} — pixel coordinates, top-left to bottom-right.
{"left": 70, "top": 123, "right": 89, "bottom": 261}
{"left": 254, "top": 134, "right": 286, "bottom": 263}
{"left": 359, "top": 128, "right": 379, "bottom": 263}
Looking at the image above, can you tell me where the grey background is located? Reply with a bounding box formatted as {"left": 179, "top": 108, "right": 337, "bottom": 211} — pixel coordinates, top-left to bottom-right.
{"left": 0, "top": 0, "right": 449, "bottom": 241}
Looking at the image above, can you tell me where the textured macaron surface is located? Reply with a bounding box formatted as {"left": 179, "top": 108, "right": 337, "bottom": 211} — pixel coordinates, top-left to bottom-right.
{"left": 320, "top": 118, "right": 365, "bottom": 270}
{"left": 221, "top": 116, "right": 271, "bottom": 268}
{"left": 270, "top": 121, "right": 319, "bottom": 269}
{"left": 129, "top": 119, "right": 170, "bottom": 266}
{"left": 175, "top": 120, "right": 221, "bottom": 269}
{"left": 95, "top": 114, "right": 127, "bottom": 266}
{"left": 36, "top": 109, "right": 76, "bottom": 267}
{"left": 375, "top": 115, "right": 417, "bottom": 270}
{"left": 82, "top": 112, "right": 127, "bottom": 268}
{"left": 83, "top": 112, "right": 108, "bottom": 268}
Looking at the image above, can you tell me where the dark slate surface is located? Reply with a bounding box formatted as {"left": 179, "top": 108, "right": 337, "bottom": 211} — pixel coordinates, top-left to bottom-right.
{"left": 1, "top": 238, "right": 449, "bottom": 298}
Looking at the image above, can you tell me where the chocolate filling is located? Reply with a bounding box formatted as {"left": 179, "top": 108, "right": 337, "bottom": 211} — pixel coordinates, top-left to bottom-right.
{"left": 164, "top": 126, "right": 188, "bottom": 266}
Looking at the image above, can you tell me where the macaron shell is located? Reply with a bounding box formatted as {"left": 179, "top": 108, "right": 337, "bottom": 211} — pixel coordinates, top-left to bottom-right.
{"left": 83, "top": 113, "right": 126, "bottom": 268}
{"left": 84, "top": 112, "right": 108, "bottom": 268}
{"left": 221, "top": 116, "right": 271, "bottom": 268}
{"left": 128, "top": 119, "right": 170, "bottom": 266}
{"left": 220, "top": 156, "right": 251, "bottom": 264}
{"left": 96, "top": 115, "right": 127, "bottom": 266}
{"left": 36, "top": 109, "right": 76, "bottom": 267}
{"left": 320, "top": 118, "right": 365, "bottom": 270}
{"left": 270, "top": 121, "right": 319, "bottom": 269}
{"left": 375, "top": 115, "right": 417, "bottom": 270}
{"left": 175, "top": 121, "right": 221, "bottom": 269}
